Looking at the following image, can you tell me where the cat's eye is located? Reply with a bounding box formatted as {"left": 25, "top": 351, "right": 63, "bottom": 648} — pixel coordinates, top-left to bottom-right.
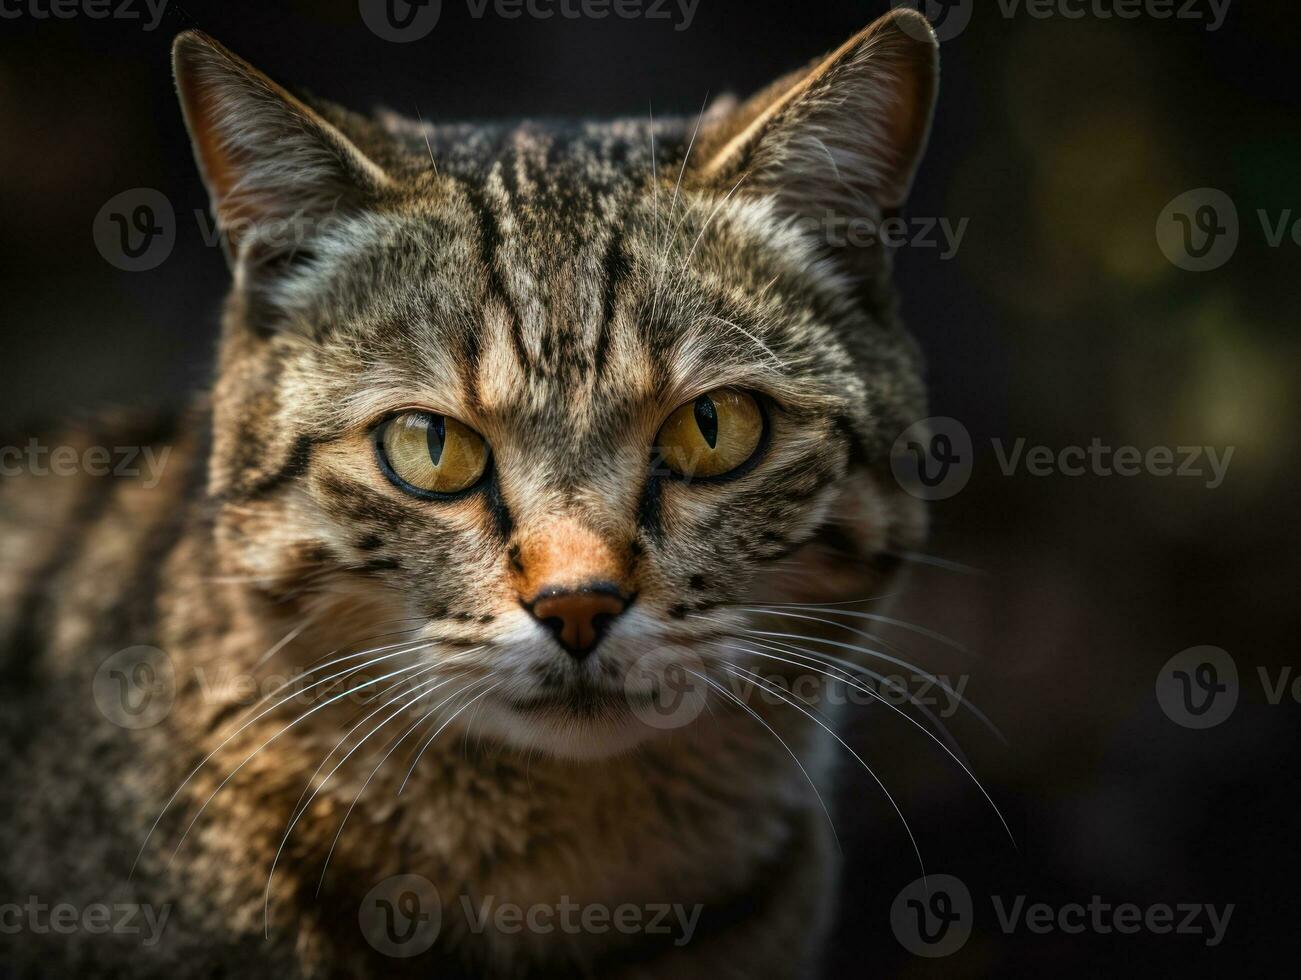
{"left": 376, "top": 412, "right": 490, "bottom": 498}
{"left": 656, "top": 388, "right": 765, "bottom": 480}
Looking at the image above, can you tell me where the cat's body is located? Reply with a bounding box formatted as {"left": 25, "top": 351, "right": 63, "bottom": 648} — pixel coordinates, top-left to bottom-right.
{"left": 0, "top": 415, "right": 836, "bottom": 978}
{"left": 0, "top": 12, "right": 937, "bottom": 977}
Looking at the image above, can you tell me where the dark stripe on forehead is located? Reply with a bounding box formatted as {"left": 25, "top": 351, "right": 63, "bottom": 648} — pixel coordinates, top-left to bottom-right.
{"left": 594, "top": 221, "right": 629, "bottom": 379}
{"left": 459, "top": 179, "right": 530, "bottom": 373}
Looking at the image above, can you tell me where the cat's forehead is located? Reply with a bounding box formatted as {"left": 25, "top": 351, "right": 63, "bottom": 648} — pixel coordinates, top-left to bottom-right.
{"left": 293, "top": 119, "right": 878, "bottom": 452}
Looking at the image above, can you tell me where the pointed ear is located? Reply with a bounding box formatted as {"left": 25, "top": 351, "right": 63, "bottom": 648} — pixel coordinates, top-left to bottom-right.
{"left": 172, "top": 31, "right": 390, "bottom": 261}
{"left": 696, "top": 10, "right": 939, "bottom": 220}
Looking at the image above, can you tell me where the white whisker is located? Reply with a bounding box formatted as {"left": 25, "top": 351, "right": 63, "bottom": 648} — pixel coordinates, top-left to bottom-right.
{"left": 717, "top": 642, "right": 1015, "bottom": 849}
{"left": 164, "top": 653, "right": 434, "bottom": 868}
{"left": 720, "top": 661, "right": 924, "bottom": 878}
{"left": 685, "top": 668, "right": 840, "bottom": 854}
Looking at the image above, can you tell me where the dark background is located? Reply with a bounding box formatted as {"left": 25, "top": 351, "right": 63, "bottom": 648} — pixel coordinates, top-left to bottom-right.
{"left": 2, "top": 0, "right": 1299, "bottom": 975}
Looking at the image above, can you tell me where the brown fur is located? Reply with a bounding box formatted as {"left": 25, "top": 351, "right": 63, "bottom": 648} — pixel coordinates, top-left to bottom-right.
{"left": 0, "top": 11, "right": 939, "bottom": 977}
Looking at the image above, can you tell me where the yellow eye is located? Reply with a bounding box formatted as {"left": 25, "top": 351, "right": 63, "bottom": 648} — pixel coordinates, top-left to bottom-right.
{"left": 656, "top": 388, "right": 764, "bottom": 479}
{"left": 377, "top": 412, "right": 489, "bottom": 497}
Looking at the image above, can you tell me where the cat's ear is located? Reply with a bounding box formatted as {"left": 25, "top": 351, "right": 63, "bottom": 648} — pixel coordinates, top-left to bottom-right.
{"left": 696, "top": 10, "right": 938, "bottom": 219}
{"left": 172, "top": 31, "right": 391, "bottom": 262}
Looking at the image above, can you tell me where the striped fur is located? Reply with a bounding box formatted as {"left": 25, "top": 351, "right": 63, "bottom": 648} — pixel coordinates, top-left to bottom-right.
{"left": 0, "top": 11, "right": 937, "bottom": 978}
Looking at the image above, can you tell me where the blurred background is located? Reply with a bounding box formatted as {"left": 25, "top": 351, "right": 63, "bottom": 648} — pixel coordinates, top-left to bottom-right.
{"left": 1, "top": 0, "right": 1298, "bottom": 975}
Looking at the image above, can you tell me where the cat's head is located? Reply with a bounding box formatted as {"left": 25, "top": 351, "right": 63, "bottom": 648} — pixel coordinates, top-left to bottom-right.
{"left": 173, "top": 11, "right": 937, "bottom": 759}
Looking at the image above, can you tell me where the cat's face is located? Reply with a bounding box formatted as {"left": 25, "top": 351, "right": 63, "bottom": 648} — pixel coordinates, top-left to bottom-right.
{"left": 175, "top": 12, "right": 937, "bottom": 758}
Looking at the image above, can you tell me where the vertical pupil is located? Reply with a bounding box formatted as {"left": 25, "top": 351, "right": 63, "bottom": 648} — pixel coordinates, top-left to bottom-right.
{"left": 426, "top": 415, "right": 446, "bottom": 467}
{"left": 693, "top": 396, "right": 719, "bottom": 449}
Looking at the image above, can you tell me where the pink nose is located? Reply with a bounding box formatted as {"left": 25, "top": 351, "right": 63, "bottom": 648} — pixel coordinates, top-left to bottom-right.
{"left": 526, "top": 585, "right": 629, "bottom": 659}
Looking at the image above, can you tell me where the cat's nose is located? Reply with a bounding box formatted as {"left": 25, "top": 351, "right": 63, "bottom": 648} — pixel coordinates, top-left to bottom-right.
{"left": 525, "top": 584, "right": 629, "bottom": 660}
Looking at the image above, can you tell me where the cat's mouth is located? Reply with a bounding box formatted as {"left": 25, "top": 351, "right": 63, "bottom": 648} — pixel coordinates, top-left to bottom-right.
{"left": 504, "top": 684, "right": 652, "bottom": 718}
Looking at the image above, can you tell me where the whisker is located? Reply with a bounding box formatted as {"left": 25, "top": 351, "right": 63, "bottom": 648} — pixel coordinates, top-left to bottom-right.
{"left": 720, "top": 661, "right": 924, "bottom": 879}
{"left": 892, "top": 550, "right": 987, "bottom": 576}
{"left": 414, "top": 104, "right": 439, "bottom": 176}
{"left": 704, "top": 315, "right": 786, "bottom": 370}
{"left": 742, "top": 605, "right": 972, "bottom": 657}
{"left": 311, "top": 677, "right": 501, "bottom": 896}
{"left": 679, "top": 170, "right": 750, "bottom": 276}
{"left": 262, "top": 668, "right": 464, "bottom": 935}
{"left": 224, "top": 636, "right": 433, "bottom": 731}
{"left": 685, "top": 667, "right": 841, "bottom": 854}
{"left": 717, "top": 642, "right": 1015, "bottom": 848}
{"left": 251, "top": 611, "right": 320, "bottom": 669}
{"left": 398, "top": 679, "right": 503, "bottom": 795}
{"left": 730, "top": 625, "right": 1005, "bottom": 742}
{"left": 743, "top": 594, "right": 901, "bottom": 609}
{"left": 283, "top": 663, "right": 447, "bottom": 829}
{"left": 710, "top": 635, "right": 967, "bottom": 760}
{"left": 163, "top": 653, "right": 435, "bottom": 869}
{"left": 669, "top": 91, "right": 710, "bottom": 222}
{"left": 130, "top": 641, "right": 433, "bottom": 878}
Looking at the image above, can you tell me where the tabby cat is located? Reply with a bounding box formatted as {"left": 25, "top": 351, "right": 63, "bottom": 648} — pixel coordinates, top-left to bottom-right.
{"left": 0, "top": 10, "right": 938, "bottom": 977}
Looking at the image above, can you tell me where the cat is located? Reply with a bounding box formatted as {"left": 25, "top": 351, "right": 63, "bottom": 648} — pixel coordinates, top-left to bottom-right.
{"left": 0, "top": 9, "right": 937, "bottom": 978}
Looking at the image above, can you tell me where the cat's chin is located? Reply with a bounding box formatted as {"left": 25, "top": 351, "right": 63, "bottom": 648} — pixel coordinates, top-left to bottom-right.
{"left": 471, "top": 694, "right": 666, "bottom": 761}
